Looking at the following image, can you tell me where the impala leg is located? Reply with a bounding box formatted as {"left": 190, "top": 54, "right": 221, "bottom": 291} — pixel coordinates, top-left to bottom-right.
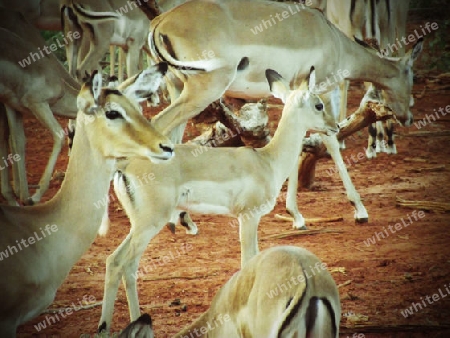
{"left": 0, "top": 106, "right": 17, "bottom": 205}
{"left": 125, "top": 43, "right": 141, "bottom": 79}
{"left": 385, "top": 119, "right": 397, "bottom": 154}
{"left": 100, "top": 224, "right": 165, "bottom": 332}
{"left": 286, "top": 158, "right": 307, "bottom": 230}
{"left": 321, "top": 134, "right": 368, "bottom": 223}
{"left": 26, "top": 103, "right": 65, "bottom": 203}
{"left": 76, "top": 22, "right": 113, "bottom": 81}
{"left": 151, "top": 67, "right": 236, "bottom": 140}
{"left": 366, "top": 123, "right": 377, "bottom": 159}
{"left": 109, "top": 45, "right": 116, "bottom": 79}
{"left": 375, "top": 120, "right": 386, "bottom": 153}
{"left": 337, "top": 79, "right": 349, "bottom": 149}
{"left": 238, "top": 214, "right": 261, "bottom": 268}
{"left": 5, "top": 106, "right": 28, "bottom": 203}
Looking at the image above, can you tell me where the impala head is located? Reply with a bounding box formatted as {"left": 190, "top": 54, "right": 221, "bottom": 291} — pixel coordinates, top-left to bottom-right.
{"left": 358, "top": 37, "right": 424, "bottom": 126}
{"left": 76, "top": 63, "right": 174, "bottom": 162}
{"left": 266, "top": 67, "right": 339, "bottom": 136}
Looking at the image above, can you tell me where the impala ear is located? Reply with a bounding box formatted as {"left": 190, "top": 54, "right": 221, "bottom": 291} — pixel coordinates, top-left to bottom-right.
{"left": 119, "top": 62, "right": 168, "bottom": 103}
{"left": 91, "top": 71, "right": 103, "bottom": 105}
{"left": 405, "top": 37, "right": 423, "bottom": 66}
{"left": 77, "top": 70, "right": 103, "bottom": 114}
{"left": 307, "top": 66, "right": 317, "bottom": 93}
{"left": 266, "top": 69, "right": 290, "bottom": 103}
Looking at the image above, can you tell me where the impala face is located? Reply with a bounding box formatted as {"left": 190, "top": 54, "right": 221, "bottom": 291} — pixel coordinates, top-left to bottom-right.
{"left": 76, "top": 64, "right": 174, "bottom": 162}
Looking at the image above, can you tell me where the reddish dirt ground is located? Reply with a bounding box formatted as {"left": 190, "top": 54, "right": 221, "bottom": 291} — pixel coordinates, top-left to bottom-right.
{"left": 10, "top": 12, "right": 450, "bottom": 338}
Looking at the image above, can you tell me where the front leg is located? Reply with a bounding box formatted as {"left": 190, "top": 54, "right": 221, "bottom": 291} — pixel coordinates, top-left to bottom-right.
{"left": 321, "top": 134, "right": 369, "bottom": 223}
{"left": 286, "top": 158, "right": 307, "bottom": 230}
{"left": 238, "top": 214, "right": 261, "bottom": 268}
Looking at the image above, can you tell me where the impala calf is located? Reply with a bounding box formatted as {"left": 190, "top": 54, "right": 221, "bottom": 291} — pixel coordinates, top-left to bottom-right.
{"left": 0, "top": 63, "right": 173, "bottom": 337}
{"left": 121, "top": 246, "right": 341, "bottom": 338}
{"left": 98, "top": 67, "right": 338, "bottom": 332}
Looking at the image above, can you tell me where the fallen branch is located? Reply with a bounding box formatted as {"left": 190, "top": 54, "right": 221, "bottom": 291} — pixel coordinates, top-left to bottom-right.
{"left": 274, "top": 214, "right": 343, "bottom": 223}
{"left": 261, "top": 228, "right": 344, "bottom": 240}
{"left": 337, "top": 280, "right": 352, "bottom": 288}
{"left": 396, "top": 197, "right": 450, "bottom": 212}
{"left": 401, "top": 130, "right": 450, "bottom": 137}
{"left": 408, "top": 165, "right": 446, "bottom": 173}
{"left": 340, "top": 323, "right": 450, "bottom": 333}
{"left": 42, "top": 301, "right": 103, "bottom": 314}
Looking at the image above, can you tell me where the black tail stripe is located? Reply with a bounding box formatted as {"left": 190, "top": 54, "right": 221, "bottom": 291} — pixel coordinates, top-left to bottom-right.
{"left": 151, "top": 22, "right": 207, "bottom": 72}
{"left": 277, "top": 268, "right": 308, "bottom": 337}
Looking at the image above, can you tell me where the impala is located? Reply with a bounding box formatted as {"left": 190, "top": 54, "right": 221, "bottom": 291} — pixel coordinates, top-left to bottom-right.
{"left": 119, "top": 246, "right": 340, "bottom": 338}
{"left": 61, "top": 0, "right": 158, "bottom": 82}
{"left": 326, "top": 0, "right": 413, "bottom": 157}
{"left": 98, "top": 67, "right": 339, "bottom": 332}
{"left": 0, "top": 9, "right": 80, "bottom": 204}
{"left": 136, "top": 0, "right": 423, "bottom": 228}
{"left": 0, "top": 63, "right": 173, "bottom": 337}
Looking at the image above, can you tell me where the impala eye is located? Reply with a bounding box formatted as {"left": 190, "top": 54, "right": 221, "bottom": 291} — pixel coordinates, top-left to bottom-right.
{"left": 315, "top": 103, "right": 324, "bottom": 111}
{"left": 106, "top": 110, "right": 123, "bottom": 120}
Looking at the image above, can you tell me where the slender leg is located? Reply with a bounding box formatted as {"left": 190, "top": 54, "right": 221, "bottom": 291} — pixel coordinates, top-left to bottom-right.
{"left": 25, "top": 103, "right": 65, "bottom": 203}
{"left": 0, "top": 106, "right": 17, "bottom": 205}
{"left": 366, "top": 123, "right": 377, "bottom": 159}
{"left": 375, "top": 120, "right": 386, "bottom": 153}
{"left": 109, "top": 45, "right": 116, "bottom": 79}
{"left": 5, "top": 106, "right": 28, "bottom": 203}
{"left": 385, "top": 119, "right": 397, "bottom": 154}
{"left": 321, "top": 134, "right": 368, "bottom": 223}
{"left": 286, "top": 158, "right": 306, "bottom": 230}
{"left": 238, "top": 214, "right": 261, "bottom": 267}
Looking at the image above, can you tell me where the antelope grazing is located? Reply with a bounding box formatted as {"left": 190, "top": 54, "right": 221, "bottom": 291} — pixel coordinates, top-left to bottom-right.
{"left": 0, "top": 9, "right": 80, "bottom": 204}
{"left": 138, "top": 0, "right": 423, "bottom": 228}
{"left": 0, "top": 64, "right": 173, "bottom": 337}
{"left": 327, "top": 0, "right": 413, "bottom": 157}
{"left": 120, "top": 246, "right": 340, "bottom": 338}
{"left": 98, "top": 68, "right": 338, "bottom": 332}
{"left": 61, "top": 0, "right": 159, "bottom": 82}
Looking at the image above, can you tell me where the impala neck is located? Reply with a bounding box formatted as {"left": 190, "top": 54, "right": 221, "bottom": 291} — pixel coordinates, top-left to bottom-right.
{"left": 260, "top": 97, "right": 307, "bottom": 189}
{"left": 45, "top": 113, "right": 115, "bottom": 280}
{"left": 339, "top": 33, "right": 399, "bottom": 88}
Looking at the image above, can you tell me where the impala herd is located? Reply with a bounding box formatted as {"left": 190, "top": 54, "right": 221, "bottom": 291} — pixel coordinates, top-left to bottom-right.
{"left": 0, "top": 0, "right": 424, "bottom": 337}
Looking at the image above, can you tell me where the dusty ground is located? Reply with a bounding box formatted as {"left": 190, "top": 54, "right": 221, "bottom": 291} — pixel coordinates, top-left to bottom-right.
{"left": 10, "top": 9, "right": 450, "bottom": 338}
{"left": 13, "top": 74, "right": 450, "bottom": 337}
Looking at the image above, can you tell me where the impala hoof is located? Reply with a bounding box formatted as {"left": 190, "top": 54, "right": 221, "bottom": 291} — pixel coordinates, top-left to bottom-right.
{"left": 355, "top": 217, "right": 369, "bottom": 223}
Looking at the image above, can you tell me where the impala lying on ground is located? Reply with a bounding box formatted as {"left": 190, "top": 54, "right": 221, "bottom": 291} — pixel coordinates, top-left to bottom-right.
{"left": 0, "top": 64, "right": 173, "bottom": 337}
{"left": 98, "top": 67, "right": 339, "bottom": 332}
{"left": 137, "top": 0, "right": 422, "bottom": 228}
{"left": 120, "top": 246, "right": 341, "bottom": 338}
{"left": 0, "top": 9, "right": 80, "bottom": 204}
